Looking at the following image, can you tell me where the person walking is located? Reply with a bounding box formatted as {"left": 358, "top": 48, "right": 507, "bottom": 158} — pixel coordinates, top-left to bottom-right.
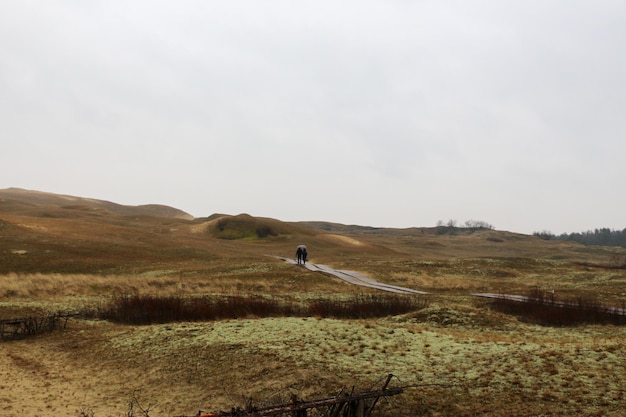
{"left": 296, "top": 246, "right": 303, "bottom": 265}
{"left": 302, "top": 247, "right": 308, "bottom": 265}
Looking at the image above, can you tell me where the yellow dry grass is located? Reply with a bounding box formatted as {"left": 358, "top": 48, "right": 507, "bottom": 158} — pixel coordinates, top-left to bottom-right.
{"left": 1, "top": 200, "right": 626, "bottom": 416}
{"left": 320, "top": 234, "right": 367, "bottom": 247}
{"left": 2, "top": 303, "right": 625, "bottom": 416}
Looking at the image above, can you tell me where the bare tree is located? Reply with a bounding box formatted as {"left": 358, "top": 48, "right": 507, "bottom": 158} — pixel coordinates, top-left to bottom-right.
{"left": 126, "top": 391, "right": 156, "bottom": 417}
{"left": 464, "top": 220, "right": 494, "bottom": 230}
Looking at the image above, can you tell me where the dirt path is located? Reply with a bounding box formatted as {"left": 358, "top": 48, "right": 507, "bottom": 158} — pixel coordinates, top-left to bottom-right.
{"left": 275, "top": 257, "right": 427, "bottom": 295}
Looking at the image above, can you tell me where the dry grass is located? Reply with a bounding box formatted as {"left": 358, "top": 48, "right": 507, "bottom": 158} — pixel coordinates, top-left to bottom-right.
{"left": 1, "top": 198, "right": 626, "bottom": 416}
{"left": 2, "top": 306, "right": 624, "bottom": 416}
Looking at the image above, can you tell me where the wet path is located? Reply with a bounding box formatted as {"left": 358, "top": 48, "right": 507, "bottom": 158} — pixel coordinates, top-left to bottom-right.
{"left": 275, "top": 256, "right": 427, "bottom": 295}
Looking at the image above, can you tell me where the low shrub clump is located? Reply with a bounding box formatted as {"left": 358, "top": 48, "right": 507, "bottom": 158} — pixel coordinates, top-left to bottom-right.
{"left": 99, "top": 294, "right": 429, "bottom": 324}
{"left": 308, "top": 294, "right": 429, "bottom": 318}
{"left": 0, "top": 312, "right": 73, "bottom": 340}
{"left": 488, "top": 289, "right": 626, "bottom": 326}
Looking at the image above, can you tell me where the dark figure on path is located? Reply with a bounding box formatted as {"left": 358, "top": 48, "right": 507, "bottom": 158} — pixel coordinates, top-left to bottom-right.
{"left": 296, "top": 247, "right": 303, "bottom": 265}
{"left": 302, "top": 248, "right": 308, "bottom": 265}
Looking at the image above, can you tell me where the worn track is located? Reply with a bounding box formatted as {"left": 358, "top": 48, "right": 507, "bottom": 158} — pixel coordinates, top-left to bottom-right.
{"left": 275, "top": 257, "right": 427, "bottom": 294}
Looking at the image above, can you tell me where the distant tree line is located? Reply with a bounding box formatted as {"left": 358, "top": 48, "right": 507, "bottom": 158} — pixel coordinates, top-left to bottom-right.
{"left": 435, "top": 219, "right": 495, "bottom": 235}
{"left": 534, "top": 228, "right": 626, "bottom": 248}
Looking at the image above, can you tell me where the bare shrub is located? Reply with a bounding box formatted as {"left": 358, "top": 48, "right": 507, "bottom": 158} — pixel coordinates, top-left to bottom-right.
{"left": 488, "top": 290, "right": 626, "bottom": 326}
{"left": 464, "top": 220, "right": 494, "bottom": 230}
{"left": 308, "top": 294, "right": 429, "bottom": 319}
{"left": 99, "top": 294, "right": 429, "bottom": 324}
{"left": 0, "top": 312, "right": 73, "bottom": 341}
{"left": 125, "top": 391, "right": 156, "bottom": 417}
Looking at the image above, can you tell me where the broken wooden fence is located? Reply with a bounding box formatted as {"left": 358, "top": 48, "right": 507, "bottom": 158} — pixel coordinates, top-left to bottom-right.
{"left": 0, "top": 312, "right": 73, "bottom": 341}
{"left": 183, "top": 374, "right": 402, "bottom": 417}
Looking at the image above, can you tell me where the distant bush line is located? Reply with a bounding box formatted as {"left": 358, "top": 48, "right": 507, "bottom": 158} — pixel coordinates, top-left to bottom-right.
{"left": 435, "top": 219, "right": 495, "bottom": 235}
{"left": 534, "top": 227, "right": 626, "bottom": 248}
{"left": 487, "top": 289, "right": 626, "bottom": 326}
{"left": 98, "top": 294, "right": 429, "bottom": 325}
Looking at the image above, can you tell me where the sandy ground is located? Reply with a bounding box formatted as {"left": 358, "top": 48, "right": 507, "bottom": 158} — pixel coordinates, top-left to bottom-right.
{"left": 0, "top": 320, "right": 194, "bottom": 417}
{"left": 1, "top": 327, "right": 124, "bottom": 416}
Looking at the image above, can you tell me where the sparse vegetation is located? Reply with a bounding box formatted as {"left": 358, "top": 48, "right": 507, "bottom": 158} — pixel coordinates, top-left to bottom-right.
{"left": 485, "top": 288, "right": 626, "bottom": 326}
{"left": 0, "top": 311, "right": 73, "bottom": 340}
{"left": 209, "top": 214, "right": 285, "bottom": 240}
{"left": 99, "top": 294, "right": 429, "bottom": 324}
{"left": 436, "top": 218, "right": 495, "bottom": 233}
{"left": 1, "top": 189, "right": 625, "bottom": 416}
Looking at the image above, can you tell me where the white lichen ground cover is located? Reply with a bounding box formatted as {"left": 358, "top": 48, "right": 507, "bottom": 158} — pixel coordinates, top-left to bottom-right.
{"left": 2, "top": 263, "right": 625, "bottom": 416}
{"left": 100, "top": 306, "right": 625, "bottom": 416}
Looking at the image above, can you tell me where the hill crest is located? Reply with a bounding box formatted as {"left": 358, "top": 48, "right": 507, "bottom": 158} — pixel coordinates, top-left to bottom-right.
{"left": 1, "top": 187, "right": 620, "bottom": 276}
{"left": 0, "top": 188, "right": 193, "bottom": 220}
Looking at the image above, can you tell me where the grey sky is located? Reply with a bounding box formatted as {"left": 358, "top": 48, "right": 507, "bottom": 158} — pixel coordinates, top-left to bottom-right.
{"left": 1, "top": 1, "right": 624, "bottom": 234}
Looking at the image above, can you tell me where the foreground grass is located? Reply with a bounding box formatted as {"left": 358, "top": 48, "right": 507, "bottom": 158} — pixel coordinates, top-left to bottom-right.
{"left": 2, "top": 305, "right": 624, "bottom": 417}
{"left": 105, "top": 310, "right": 626, "bottom": 416}
{"left": 3, "top": 199, "right": 626, "bottom": 415}
{"left": 1, "top": 253, "right": 625, "bottom": 417}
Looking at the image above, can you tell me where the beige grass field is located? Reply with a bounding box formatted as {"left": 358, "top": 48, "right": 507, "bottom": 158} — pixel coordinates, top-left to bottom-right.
{"left": 1, "top": 190, "right": 625, "bottom": 416}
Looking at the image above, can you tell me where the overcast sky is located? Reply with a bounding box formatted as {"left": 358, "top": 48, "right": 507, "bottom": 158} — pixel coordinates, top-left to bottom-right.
{"left": 1, "top": 1, "right": 624, "bottom": 235}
